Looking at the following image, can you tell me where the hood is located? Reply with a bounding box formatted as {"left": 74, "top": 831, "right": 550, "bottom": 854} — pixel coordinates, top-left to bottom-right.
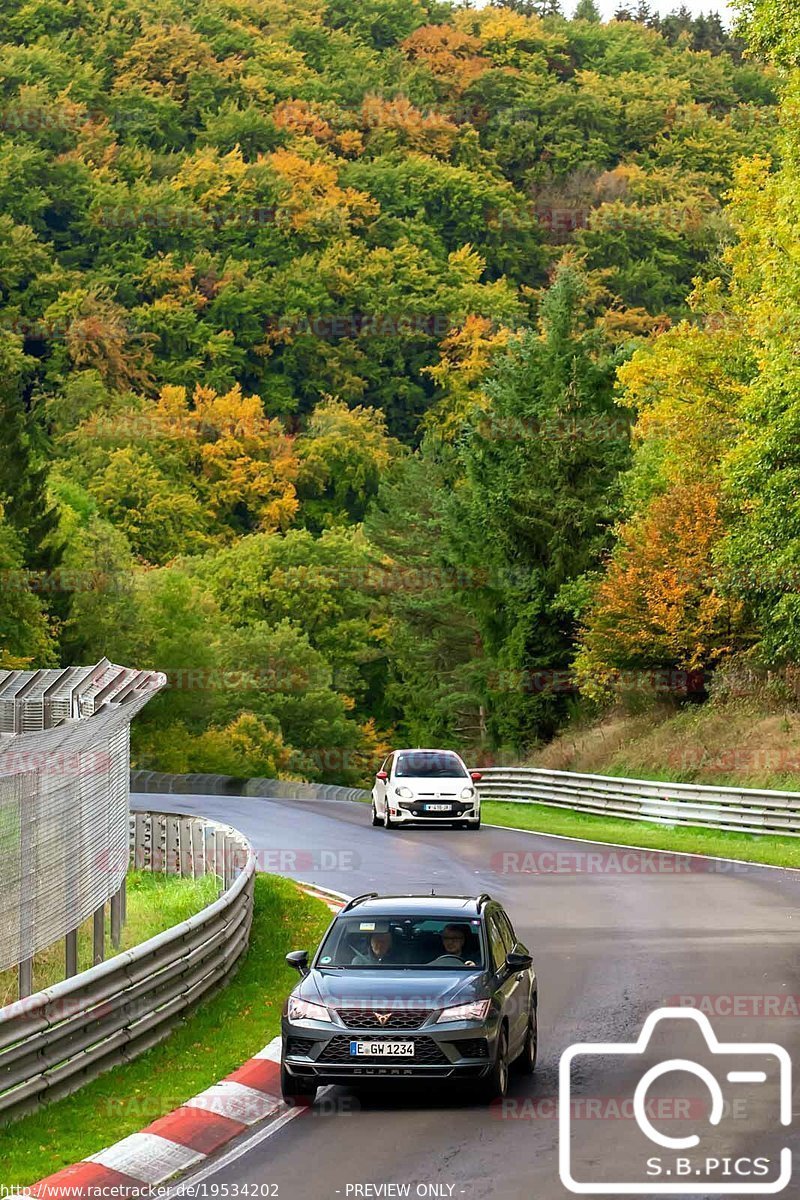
{"left": 296, "top": 967, "right": 487, "bottom": 1011}
{"left": 394, "top": 775, "right": 470, "bottom": 792}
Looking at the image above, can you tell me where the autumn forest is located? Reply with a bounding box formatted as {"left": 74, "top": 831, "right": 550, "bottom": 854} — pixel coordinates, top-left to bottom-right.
{"left": 1, "top": 0, "right": 798, "bottom": 782}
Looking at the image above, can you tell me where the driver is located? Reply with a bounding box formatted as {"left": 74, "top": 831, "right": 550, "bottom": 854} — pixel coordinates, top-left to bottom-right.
{"left": 352, "top": 927, "right": 396, "bottom": 965}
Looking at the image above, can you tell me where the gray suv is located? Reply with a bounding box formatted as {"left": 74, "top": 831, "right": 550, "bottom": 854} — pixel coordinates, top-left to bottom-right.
{"left": 280, "top": 893, "right": 537, "bottom": 1105}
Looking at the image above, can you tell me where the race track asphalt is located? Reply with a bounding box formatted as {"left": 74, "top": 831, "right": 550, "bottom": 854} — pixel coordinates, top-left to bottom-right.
{"left": 131, "top": 793, "right": 800, "bottom": 1200}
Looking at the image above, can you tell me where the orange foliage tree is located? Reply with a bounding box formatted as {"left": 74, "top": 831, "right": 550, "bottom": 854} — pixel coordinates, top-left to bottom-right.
{"left": 574, "top": 481, "right": 748, "bottom": 699}
{"left": 400, "top": 25, "right": 490, "bottom": 94}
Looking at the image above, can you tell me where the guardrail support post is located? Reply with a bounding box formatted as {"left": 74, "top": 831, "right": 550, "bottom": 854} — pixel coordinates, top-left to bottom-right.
{"left": 65, "top": 928, "right": 78, "bottom": 977}
{"left": 111, "top": 882, "right": 124, "bottom": 949}
{"left": 18, "top": 957, "right": 33, "bottom": 999}
{"left": 179, "top": 819, "right": 191, "bottom": 876}
{"left": 93, "top": 903, "right": 105, "bottom": 965}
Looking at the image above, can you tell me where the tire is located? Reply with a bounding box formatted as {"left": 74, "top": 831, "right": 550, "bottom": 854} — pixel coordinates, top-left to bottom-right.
{"left": 371, "top": 803, "right": 381, "bottom": 826}
{"left": 384, "top": 807, "right": 396, "bottom": 830}
{"left": 281, "top": 1060, "right": 317, "bottom": 1107}
{"left": 513, "top": 1008, "right": 537, "bottom": 1076}
{"left": 479, "top": 1026, "right": 509, "bottom": 1103}
{"left": 468, "top": 816, "right": 481, "bottom": 830}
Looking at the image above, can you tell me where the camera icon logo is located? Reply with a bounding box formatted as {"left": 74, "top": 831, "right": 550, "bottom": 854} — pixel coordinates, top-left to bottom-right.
{"left": 559, "top": 1007, "right": 792, "bottom": 1194}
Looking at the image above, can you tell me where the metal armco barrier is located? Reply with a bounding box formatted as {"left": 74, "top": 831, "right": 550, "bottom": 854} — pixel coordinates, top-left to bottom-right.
{"left": 476, "top": 767, "right": 800, "bottom": 837}
{"left": 131, "top": 769, "right": 370, "bottom": 805}
{"left": 0, "top": 811, "right": 255, "bottom": 1123}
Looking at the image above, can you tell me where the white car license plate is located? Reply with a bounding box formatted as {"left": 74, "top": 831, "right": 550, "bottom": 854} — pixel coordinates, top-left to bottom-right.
{"left": 424, "top": 803, "right": 451, "bottom": 811}
{"left": 350, "top": 1041, "right": 415, "bottom": 1057}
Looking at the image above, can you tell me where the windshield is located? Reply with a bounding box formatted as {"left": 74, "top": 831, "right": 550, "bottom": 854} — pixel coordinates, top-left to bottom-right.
{"left": 316, "top": 915, "right": 484, "bottom": 970}
{"left": 394, "top": 752, "right": 468, "bottom": 779}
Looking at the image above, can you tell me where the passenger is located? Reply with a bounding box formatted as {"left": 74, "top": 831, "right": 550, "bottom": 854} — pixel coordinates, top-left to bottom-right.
{"left": 439, "top": 923, "right": 474, "bottom": 963}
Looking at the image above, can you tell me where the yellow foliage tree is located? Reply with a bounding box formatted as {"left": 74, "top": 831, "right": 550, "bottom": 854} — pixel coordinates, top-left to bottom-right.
{"left": 423, "top": 315, "right": 514, "bottom": 437}
{"left": 268, "top": 148, "right": 379, "bottom": 232}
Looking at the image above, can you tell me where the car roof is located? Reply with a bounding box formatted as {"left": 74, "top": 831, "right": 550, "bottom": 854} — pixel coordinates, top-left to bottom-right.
{"left": 392, "top": 748, "right": 465, "bottom": 756}
{"left": 338, "top": 894, "right": 489, "bottom": 918}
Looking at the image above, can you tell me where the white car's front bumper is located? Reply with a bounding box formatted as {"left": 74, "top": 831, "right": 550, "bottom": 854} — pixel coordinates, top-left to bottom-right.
{"left": 386, "top": 801, "right": 480, "bottom": 823}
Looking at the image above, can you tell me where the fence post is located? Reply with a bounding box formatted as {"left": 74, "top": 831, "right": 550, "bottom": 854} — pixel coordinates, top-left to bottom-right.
{"left": 18, "top": 957, "right": 33, "bottom": 999}
{"left": 110, "top": 882, "right": 124, "bottom": 949}
{"left": 179, "top": 819, "right": 191, "bottom": 876}
{"left": 65, "top": 928, "right": 78, "bottom": 977}
{"left": 214, "top": 830, "right": 225, "bottom": 887}
{"left": 166, "top": 816, "right": 180, "bottom": 875}
{"left": 93, "top": 904, "right": 105, "bottom": 965}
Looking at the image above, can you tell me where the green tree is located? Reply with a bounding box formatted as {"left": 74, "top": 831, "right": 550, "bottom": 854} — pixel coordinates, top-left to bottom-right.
{"left": 295, "top": 397, "right": 400, "bottom": 529}
{"left": 0, "top": 335, "right": 61, "bottom": 571}
{"left": 736, "top": 0, "right": 800, "bottom": 66}
{"left": 365, "top": 445, "right": 485, "bottom": 746}
{"left": 448, "top": 260, "right": 631, "bottom": 747}
{"left": 574, "top": 0, "right": 601, "bottom": 20}
{"left": 0, "top": 506, "right": 56, "bottom": 667}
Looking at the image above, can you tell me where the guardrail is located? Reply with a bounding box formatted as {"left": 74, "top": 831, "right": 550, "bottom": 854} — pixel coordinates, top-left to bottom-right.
{"left": 131, "top": 769, "right": 370, "bottom": 804}
{"left": 133, "top": 766, "right": 800, "bottom": 838}
{"left": 0, "top": 811, "right": 255, "bottom": 1123}
{"left": 476, "top": 767, "right": 800, "bottom": 837}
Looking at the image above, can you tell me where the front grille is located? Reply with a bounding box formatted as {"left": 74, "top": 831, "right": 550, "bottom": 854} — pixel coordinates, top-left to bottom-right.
{"left": 407, "top": 802, "right": 467, "bottom": 816}
{"left": 337, "top": 1009, "right": 431, "bottom": 1030}
{"left": 318, "top": 1036, "right": 449, "bottom": 1065}
{"left": 286, "top": 1037, "right": 316, "bottom": 1055}
{"left": 453, "top": 1038, "right": 489, "bottom": 1059}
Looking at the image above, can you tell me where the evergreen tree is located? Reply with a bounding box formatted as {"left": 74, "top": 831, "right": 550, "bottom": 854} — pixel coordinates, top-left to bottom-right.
{"left": 446, "top": 262, "right": 632, "bottom": 749}
{"left": 574, "top": 0, "right": 601, "bottom": 19}
{"left": 0, "top": 337, "right": 61, "bottom": 573}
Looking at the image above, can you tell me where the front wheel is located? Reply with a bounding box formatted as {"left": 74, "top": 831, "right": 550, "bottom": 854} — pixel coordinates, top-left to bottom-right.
{"left": 281, "top": 1061, "right": 317, "bottom": 1107}
{"left": 479, "top": 1026, "right": 509, "bottom": 1103}
{"left": 513, "top": 1009, "right": 537, "bottom": 1076}
{"left": 384, "top": 807, "right": 396, "bottom": 830}
{"left": 468, "top": 816, "right": 481, "bottom": 830}
{"left": 371, "top": 802, "right": 381, "bottom": 826}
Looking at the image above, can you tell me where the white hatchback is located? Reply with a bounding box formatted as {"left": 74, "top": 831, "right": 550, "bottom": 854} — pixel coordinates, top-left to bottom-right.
{"left": 371, "top": 748, "right": 482, "bottom": 830}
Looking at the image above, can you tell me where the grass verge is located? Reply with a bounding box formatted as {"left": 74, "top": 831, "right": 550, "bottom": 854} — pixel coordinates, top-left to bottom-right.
{"left": 0, "top": 871, "right": 219, "bottom": 1009}
{"left": 1, "top": 875, "right": 332, "bottom": 1186}
{"left": 482, "top": 800, "right": 800, "bottom": 869}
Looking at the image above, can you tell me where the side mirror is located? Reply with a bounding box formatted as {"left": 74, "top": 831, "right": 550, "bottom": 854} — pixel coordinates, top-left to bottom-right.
{"left": 286, "top": 949, "right": 309, "bottom": 976}
{"left": 470, "top": 771, "right": 482, "bottom": 783}
{"left": 506, "top": 950, "right": 533, "bottom": 972}
{"left": 376, "top": 770, "right": 388, "bottom": 781}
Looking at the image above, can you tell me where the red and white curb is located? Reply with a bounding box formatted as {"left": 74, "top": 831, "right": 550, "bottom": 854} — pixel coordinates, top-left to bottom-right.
{"left": 29, "top": 884, "right": 349, "bottom": 1198}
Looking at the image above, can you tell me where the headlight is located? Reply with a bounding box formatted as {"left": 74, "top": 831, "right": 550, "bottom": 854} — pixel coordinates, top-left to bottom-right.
{"left": 460, "top": 786, "right": 475, "bottom": 800}
{"left": 287, "top": 997, "right": 331, "bottom": 1023}
{"left": 435, "top": 1000, "right": 491, "bottom": 1023}
{"left": 395, "top": 786, "right": 414, "bottom": 799}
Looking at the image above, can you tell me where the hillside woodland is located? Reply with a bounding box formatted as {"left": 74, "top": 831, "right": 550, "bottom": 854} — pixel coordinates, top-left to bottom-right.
{"left": 0, "top": 0, "right": 793, "bottom": 782}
